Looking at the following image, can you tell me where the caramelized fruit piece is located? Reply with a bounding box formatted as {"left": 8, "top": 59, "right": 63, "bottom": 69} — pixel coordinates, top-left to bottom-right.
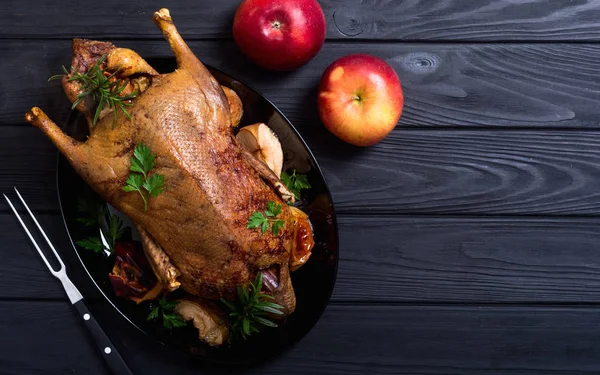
{"left": 236, "top": 123, "right": 283, "bottom": 177}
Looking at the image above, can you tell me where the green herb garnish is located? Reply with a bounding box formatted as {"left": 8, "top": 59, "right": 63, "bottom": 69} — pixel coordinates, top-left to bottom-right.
{"left": 49, "top": 55, "right": 136, "bottom": 126}
{"left": 75, "top": 236, "right": 104, "bottom": 254}
{"left": 247, "top": 201, "right": 285, "bottom": 235}
{"left": 75, "top": 198, "right": 125, "bottom": 255}
{"left": 75, "top": 198, "right": 107, "bottom": 227}
{"left": 122, "top": 143, "right": 165, "bottom": 211}
{"left": 107, "top": 214, "right": 125, "bottom": 245}
{"left": 221, "top": 273, "right": 284, "bottom": 341}
{"left": 147, "top": 297, "right": 187, "bottom": 329}
{"left": 281, "top": 170, "right": 311, "bottom": 200}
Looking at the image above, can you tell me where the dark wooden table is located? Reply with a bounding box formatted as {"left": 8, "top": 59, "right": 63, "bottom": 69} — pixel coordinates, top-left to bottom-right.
{"left": 4, "top": 1, "right": 600, "bottom": 374}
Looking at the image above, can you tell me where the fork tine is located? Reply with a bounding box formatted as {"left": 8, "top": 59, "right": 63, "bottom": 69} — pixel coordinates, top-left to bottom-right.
{"left": 13, "top": 187, "right": 65, "bottom": 271}
{"left": 4, "top": 194, "right": 60, "bottom": 276}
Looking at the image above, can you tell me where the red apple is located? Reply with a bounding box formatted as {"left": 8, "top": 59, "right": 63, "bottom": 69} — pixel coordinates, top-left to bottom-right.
{"left": 317, "top": 54, "right": 404, "bottom": 147}
{"left": 233, "top": 0, "right": 326, "bottom": 71}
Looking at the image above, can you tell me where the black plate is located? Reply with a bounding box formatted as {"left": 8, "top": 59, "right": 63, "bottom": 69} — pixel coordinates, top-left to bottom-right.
{"left": 56, "top": 58, "right": 339, "bottom": 364}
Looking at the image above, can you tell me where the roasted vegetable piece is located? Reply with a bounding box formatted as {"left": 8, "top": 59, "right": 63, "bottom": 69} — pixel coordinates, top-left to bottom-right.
{"left": 109, "top": 241, "right": 160, "bottom": 303}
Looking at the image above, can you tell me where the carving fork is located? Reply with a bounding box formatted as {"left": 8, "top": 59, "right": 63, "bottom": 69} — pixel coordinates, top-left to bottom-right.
{"left": 4, "top": 187, "right": 134, "bottom": 375}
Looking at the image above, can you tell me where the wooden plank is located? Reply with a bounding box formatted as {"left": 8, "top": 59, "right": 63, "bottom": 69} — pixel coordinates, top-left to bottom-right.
{"left": 0, "top": 301, "right": 108, "bottom": 374}
{"left": 8, "top": 124, "right": 600, "bottom": 215}
{"left": 4, "top": 301, "right": 600, "bottom": 374}
{"left": 5, "top": 40, "right": 600, "bottom": 129}
{"left": 3, "top": 0, "right": 600, "bottom": 41}
{"left": 335, "top": 216, "right": 600, "bottom": 302}
{"left": 313, "top": 129, "right": 600, "bottom": 215}
{"left": 6, "top": 212, "right": 600, "bottom": 303}
{"left": 0, "top": 212, "right": 101, "bottom": 299}
{"left": 0, "top": 127, "right": 60, "bottom": 213}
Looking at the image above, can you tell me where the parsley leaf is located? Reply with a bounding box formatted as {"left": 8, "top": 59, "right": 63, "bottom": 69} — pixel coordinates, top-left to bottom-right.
{"left": 75, "top": 200, "right": 125, "bottom": 256}
{"left": 129, "top": 157, "right": 147, "bottom": 177}
{"left": 247, "top": 201, "right": 285, "bottom": 235}
{"left": 147, "top": 306, "right": 160, "bottom": 320}
{"left": 75, "top": 237, "right": 104, "bottom": 253}
{"left": 160, "top": 298, "right": 179, "bottom": 311}
{"left": 163, "top": 313, "right": 187, "bottom": 329}
{"left": 75, "top": 198, "right": 106, "bottom": 227}
{"left": 144, "top": 174, "right": 165, "bottom": 197}
{"left": 247, "top": 212, "right": 268, "bottom": 233}
{"left": 102, "top": 213, "right": 126, "bottom": 253}
{"left": 147, "top": 297, "right": 187, "bottom": 330}
{"left": 108, "top": 214, "right": 124, "bottom": 241}
{"left": 265, "top": 201, "right": 282, "bottom": 217}
{"left": 133, "top": 143, "right": 155, "bottom": 176}
{"left": 281, "top": 170, "right": 311, "bottom": 200}
{"left": 123, "top": 174, "right": 144, "bottom": 193}
{"left": 122, "top": 143, "right": 165, "bottom": 211}
{"left": 271, "top": 219, "right": 285, "bottom": 235}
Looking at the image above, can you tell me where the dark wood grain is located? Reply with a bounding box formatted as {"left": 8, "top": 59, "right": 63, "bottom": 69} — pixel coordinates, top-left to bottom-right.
{"left": 4, "top": 40, "right": 600, "bottom": 129}
{"left": 0, "top": 301, "right": 108, "bottom": 374}
{"left": 3, "top": 0, "right": 600, "bottom": 41}
{"left": 4, "top": 2, "right": 600, "bottom": 374}
{"left": 335, "top": 215, "right": 600, "bottom": 302}
{"left": 6, "top": 211, "right": 600, "bottom": 303}
{"left": 0, "top": 212, "right": 101, "bottom": 300}
{"left": 8, "top": 125, "right": 600, "bottom": 215}
{"left": 5, "top": 300, "right": 600, "bottom": 375}
{"left": 314, "top": 129, "right": 600, "bottom": 215}
{"left": 0, "top": 128, "right": 60, "bottom": 213}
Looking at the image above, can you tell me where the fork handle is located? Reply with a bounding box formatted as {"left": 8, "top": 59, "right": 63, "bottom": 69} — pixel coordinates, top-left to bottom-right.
{"left": 73, "top": 300, "right": 134, "bottom": 375}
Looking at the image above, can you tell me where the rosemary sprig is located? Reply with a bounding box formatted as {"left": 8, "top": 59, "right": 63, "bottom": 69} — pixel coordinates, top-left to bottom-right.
{"left": 220, "top": 273, "right": 284, "bottom": 341}
{"left": 49, "top": 55, "right": 137, "bottom": 126}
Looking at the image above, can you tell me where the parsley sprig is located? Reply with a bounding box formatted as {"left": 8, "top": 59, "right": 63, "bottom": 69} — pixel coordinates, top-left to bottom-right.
{"left": 75, "top": 198, "right": 106, "bottom": 227}
{"left": 247, "top": 201, "right": 285, "bottom": 235}
{"left": 147, "top": 297, "right": 187, "bottom": 329}
{"left": 49, "top": 55, "right": 137, "bottom": 126}
{"left": 75, "top": 237, "right": 104, "bottom": 253}
{"left": 281, "top": 170, "right": 311, "bottom": 200}
{"left": 75, "top": 198, "right": 125, "bottom": 255}
{"left": 221, "top": 273, "right": 284, "bottom": 341}
{"left": 122, "top": 143, "right": 165, "bottom": 211}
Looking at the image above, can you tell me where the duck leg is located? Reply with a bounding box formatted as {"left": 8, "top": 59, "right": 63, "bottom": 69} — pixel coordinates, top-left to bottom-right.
{"left": 152, "top": 8, "right": 226, "bottom": 103}
{"left": 25, "top": 107, "right": 86, "bottom": 164}
{"left": 240, "top": 148, "right": 295, "bottom": 203}
{"left": 270, "top": 265, "right": 296, "bottom": 315}
{"left": 136, "top": 225, "right": 181, "bottom": 292}
{"left": 153, "top": 9, "right": 200, "bottom": 71}
{"left": 106, "top": 48, "right": 158, "bottom": 77}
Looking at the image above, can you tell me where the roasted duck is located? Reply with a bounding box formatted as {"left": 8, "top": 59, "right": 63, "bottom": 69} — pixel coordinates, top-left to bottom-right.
{"left": 25, "top": 8, "right": 314, "bottom": 345}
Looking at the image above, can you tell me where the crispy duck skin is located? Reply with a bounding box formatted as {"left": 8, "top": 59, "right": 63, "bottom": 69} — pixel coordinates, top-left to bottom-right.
{"left": 25, "top": 9, "right": 313, "bottom": 316}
